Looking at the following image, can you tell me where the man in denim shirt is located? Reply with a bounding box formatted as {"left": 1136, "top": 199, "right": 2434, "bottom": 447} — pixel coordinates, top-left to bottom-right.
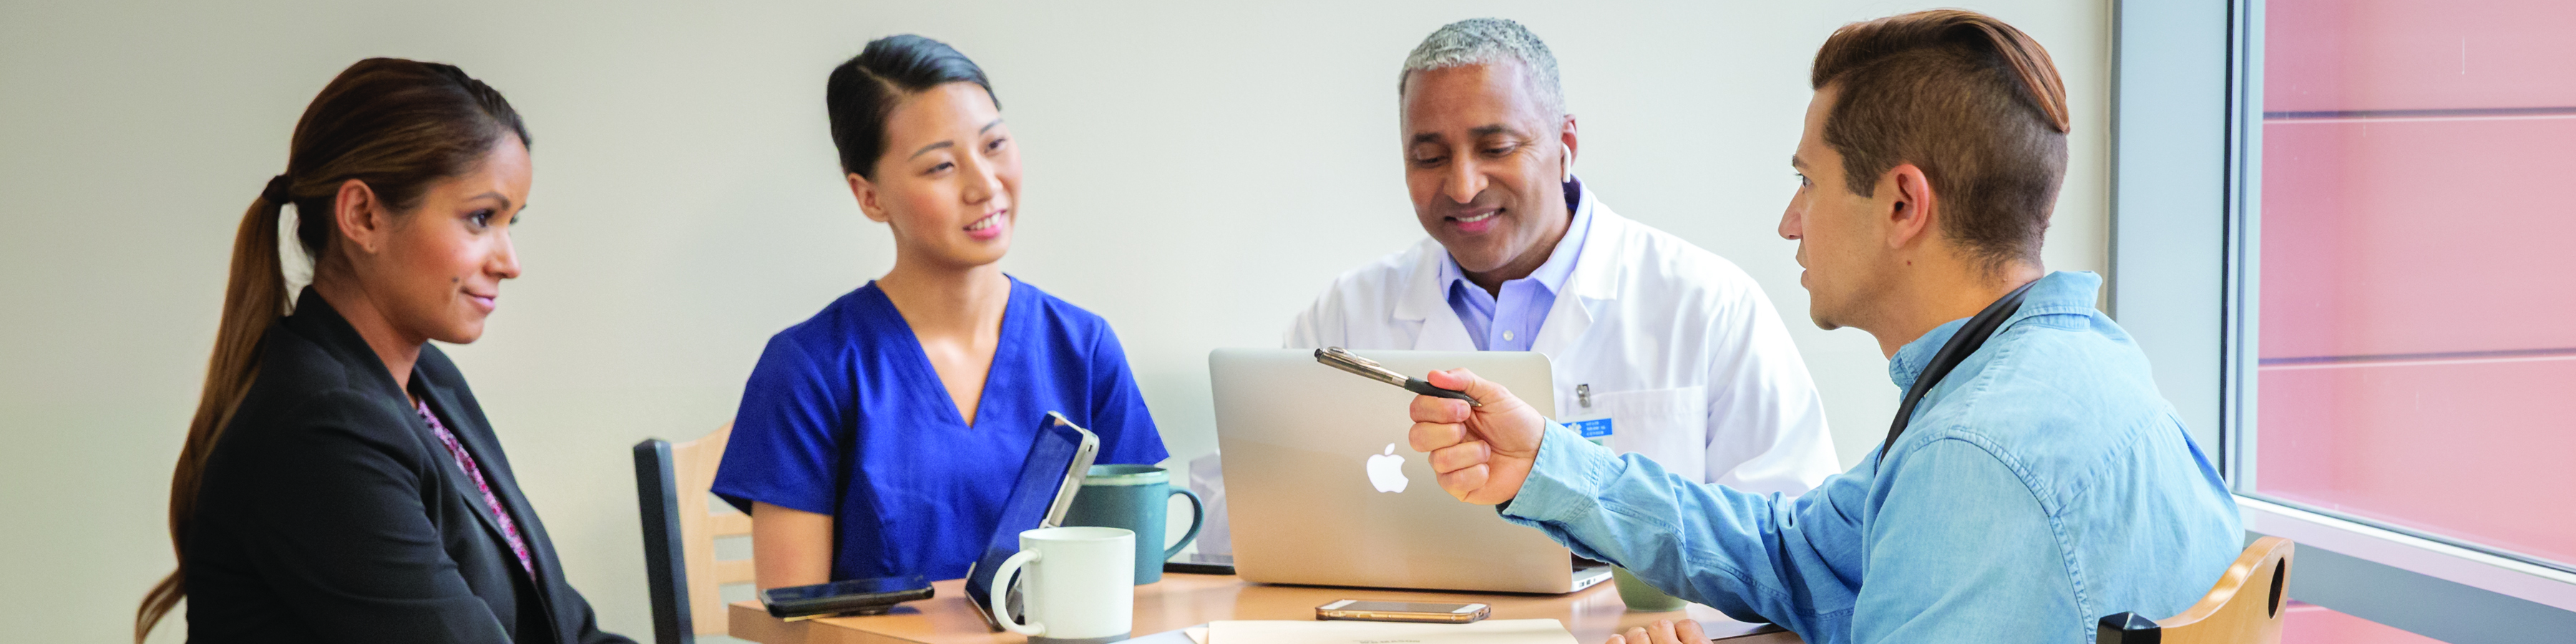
{"left": 1405, "top": 11, "right": 2243, "bottom": 644}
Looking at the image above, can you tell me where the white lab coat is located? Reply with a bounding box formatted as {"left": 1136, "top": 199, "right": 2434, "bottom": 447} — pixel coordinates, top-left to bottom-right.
{"left": 1284, "top": 188, "right": 1839, "bottom": 495}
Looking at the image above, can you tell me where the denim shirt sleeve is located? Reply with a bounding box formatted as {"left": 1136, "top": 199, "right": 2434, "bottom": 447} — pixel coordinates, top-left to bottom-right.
{"left": 1501, "top": 422, "right": 1869, "bottom": 642}
{"left": 1501, "top": 424, "right": 2080, "bottom": 644}
{"left": 1855, "top": 438, "right": 2079, "bottom": 644}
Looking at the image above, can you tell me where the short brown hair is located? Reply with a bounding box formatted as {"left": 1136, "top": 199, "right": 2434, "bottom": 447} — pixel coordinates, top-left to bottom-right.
{"left": 1811, "top": 9, "right": 2069, "bottom": 270}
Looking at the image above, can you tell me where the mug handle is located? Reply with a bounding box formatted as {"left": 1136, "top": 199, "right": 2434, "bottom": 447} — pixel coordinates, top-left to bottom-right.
{"left": 990, "top": 549, "right": 1045, "bottom": 635}
{"left": 1163, "top": 488, "right": 1205, "bottom": 560}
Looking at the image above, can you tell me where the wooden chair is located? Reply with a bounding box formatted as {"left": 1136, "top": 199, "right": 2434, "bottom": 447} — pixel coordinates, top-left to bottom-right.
{"left": 2097, "top": 536, "right": 2297, "bottom": 644}
{"left": 634, "top": 423, "right": 753, "bottom": 644}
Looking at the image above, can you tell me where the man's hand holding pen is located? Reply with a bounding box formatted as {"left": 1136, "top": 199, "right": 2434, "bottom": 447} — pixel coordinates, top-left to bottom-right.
{"left": 1405, "top": 368, "right": 1548, "bottom": 506}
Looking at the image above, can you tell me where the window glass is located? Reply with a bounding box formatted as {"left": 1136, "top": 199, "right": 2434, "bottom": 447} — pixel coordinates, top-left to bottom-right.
{"left": 2255, "top": 0, "right": 2576, "bottom": 569}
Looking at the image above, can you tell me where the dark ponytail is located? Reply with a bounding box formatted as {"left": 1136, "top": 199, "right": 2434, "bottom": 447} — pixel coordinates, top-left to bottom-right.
{"left": 135, "top": 57, "right": 529, "bottom": 643}
{"left": 826, "top": 34, "right": 996, "bottom": 179}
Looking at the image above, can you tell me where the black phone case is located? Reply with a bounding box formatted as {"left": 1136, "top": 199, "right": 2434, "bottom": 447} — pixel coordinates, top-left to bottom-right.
{"left": 1162, "top": 560, "right": 1236, "bottom": 576}
{"left": 762, "top": 585, "right": 935, "bottom": 618}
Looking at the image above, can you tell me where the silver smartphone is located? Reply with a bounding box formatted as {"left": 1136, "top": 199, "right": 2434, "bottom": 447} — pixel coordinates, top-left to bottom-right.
{"left": 1316, "top": 600, "right": 1492, "bottom": 623}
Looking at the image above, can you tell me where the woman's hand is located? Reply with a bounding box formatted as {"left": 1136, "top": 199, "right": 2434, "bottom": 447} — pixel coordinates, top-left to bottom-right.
{"left": 1605, "top": 619, "right": 1707, "bottom": 644}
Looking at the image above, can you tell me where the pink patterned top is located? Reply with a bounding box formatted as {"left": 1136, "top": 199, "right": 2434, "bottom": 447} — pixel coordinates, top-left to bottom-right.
{"left": 416, "top": 400, "right": 534, "bottom": 577}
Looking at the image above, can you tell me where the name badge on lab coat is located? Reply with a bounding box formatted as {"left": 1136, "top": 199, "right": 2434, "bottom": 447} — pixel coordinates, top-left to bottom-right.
{"left": 1564, "top": 384, "right": 1614, "bottom": 448}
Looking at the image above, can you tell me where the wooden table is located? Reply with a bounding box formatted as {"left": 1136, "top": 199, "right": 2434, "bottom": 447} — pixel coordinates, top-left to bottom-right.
{"left": 730, "top": 573, "right": 1802, "bottom": 644}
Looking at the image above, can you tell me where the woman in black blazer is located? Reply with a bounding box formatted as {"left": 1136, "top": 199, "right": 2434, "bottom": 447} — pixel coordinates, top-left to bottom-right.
{"left": 137, "top": 59, "right": 632, "bottom": 644}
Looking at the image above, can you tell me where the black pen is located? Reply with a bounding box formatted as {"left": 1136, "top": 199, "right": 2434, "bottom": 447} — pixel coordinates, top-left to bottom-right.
{"left": 1313, "top": 347, "right": 1482, "bottom": 407}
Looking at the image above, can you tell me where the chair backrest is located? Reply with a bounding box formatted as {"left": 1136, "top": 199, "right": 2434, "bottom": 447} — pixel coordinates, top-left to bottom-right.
{"left": 634, "top": 423, "right": 753, "bottom": 644}
{"left": 2098, "top": 536, "right": 2298, "bottom": 644}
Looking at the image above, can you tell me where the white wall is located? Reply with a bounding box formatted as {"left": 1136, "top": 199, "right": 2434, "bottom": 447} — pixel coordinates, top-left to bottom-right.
{"left": 0, "top": 1, "right": 2107, "bottom": 641}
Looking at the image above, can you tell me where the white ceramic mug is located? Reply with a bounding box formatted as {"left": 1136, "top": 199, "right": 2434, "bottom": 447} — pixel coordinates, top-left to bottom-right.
{"left": 991, "top": 526, "right": 1134, "bottom": 643}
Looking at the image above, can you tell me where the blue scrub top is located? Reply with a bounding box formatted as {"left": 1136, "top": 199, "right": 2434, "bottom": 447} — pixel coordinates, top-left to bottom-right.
{"left": 711, "top": 276, "right": 1169, "bottom": 582}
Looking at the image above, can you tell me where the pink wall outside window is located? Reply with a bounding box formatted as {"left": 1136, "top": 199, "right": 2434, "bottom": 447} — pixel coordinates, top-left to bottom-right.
{"left": 2258, "top": 0, "right": 2576, "bottom": 640}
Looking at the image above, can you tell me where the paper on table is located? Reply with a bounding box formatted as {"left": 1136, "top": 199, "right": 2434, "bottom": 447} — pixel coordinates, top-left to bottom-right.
{"left": 1206, "top": 619, "right": 1577, "bottom": 644}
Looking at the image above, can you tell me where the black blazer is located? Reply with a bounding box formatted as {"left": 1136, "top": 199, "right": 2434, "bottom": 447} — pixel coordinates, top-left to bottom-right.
{"left": 184, "top": 290, "right": 631, "bottom": 644}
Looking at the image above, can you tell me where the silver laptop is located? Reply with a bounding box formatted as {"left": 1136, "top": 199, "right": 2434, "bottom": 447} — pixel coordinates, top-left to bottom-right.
{"left": 1209, "top": 348, "right": 1611, "bottom": 594}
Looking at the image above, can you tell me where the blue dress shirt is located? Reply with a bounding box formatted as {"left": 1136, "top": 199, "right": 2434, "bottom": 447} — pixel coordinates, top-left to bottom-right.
{"left": 1439, "top": 179, "right": 1592, "bottom": 351}
{"left": 712, "top": 277, "right": 1169, "bottom": 582}
{"left": 1498, "top": 271, "right": 2243, "bottom": 643}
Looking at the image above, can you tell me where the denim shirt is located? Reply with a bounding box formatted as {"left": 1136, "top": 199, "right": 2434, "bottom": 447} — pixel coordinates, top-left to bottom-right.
{"left": 1499, "top": 271, "right": 2242, "bottom": 644}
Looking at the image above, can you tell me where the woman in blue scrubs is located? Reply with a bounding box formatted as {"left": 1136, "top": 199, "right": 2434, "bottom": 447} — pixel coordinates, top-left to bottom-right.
{"left": 711, "top": 35, "right": 1167, "bottom": 587}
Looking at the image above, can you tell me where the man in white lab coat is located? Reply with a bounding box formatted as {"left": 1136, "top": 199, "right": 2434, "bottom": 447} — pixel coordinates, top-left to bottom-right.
{"left": 1286, "top": 18, "right": 1838, "bottom": 494}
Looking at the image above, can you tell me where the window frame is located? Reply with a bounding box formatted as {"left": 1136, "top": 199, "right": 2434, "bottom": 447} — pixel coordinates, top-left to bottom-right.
{"left": 2109, "top": 1, "right": 2576, "bottom": 641}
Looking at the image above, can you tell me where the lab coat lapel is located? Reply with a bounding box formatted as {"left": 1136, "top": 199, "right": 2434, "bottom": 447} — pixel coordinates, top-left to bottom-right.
{"left": 1414, "top": 303, "right": 1476, "bottom": 351}
{"left": 1393, "top": 240, "right": 1479, "bottom": 351}
{"left": 1529, "top": 192, "right": 1622, "bottom": 360}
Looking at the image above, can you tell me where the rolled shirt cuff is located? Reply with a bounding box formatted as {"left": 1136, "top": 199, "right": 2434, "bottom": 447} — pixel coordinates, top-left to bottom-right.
{"left": 1498, "top": 421, "right": 1624, "bottom": 527}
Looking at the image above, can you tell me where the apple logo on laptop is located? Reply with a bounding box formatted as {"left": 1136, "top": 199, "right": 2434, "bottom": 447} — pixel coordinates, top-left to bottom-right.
{"left": 1367, "top": 444, "right": 1408, "bottom": 493}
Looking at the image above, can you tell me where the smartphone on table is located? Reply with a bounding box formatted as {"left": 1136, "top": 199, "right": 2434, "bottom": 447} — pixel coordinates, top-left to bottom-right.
{"left": 1315, "top": 600, "right": 1492, "bottom": 623}
{"left": 1163, "top": 551, "right": 1234, "bottom": 576}
{"left": 761, "top": 575, "right": 934, "bottom": 619}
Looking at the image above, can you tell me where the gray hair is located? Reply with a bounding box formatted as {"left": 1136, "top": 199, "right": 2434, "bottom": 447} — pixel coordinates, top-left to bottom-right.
{"left": 1399, "top": 18, "right": 1565, "bottom": 118}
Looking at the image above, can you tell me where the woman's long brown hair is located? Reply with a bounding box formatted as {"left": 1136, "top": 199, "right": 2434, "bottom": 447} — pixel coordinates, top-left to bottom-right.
{"left": 135, "top": 58, "right": 528, "bottom": 643}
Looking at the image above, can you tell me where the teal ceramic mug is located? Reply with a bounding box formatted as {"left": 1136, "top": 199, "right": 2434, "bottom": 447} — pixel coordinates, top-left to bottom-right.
{"left": 1062, "top": 464, "right": 1204, "bottom": 585}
